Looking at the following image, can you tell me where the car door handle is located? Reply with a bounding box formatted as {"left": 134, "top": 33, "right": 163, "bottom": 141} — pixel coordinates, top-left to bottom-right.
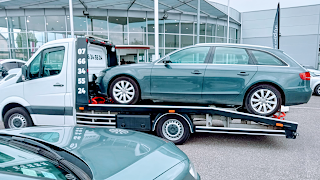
{"left": 53, "top": 83, "right": 64, "bottom": 87}
{"left": 191, "top": 70, "right": 202, "bottom": 75}
{"left": 237, "top": 72, "right": 249, "bottom": 76}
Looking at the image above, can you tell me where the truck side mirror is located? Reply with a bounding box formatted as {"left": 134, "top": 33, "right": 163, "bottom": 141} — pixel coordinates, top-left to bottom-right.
{"left": 21, "top": 65, "right": 28, "bottom": 81}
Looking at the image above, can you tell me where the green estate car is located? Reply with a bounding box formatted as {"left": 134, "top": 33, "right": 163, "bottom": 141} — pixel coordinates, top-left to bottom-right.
{"left": 98, "top": 44, "right": 312, "bottom": 116}
{"left": 0, "top": 126, "right": 200, "bottom": 180}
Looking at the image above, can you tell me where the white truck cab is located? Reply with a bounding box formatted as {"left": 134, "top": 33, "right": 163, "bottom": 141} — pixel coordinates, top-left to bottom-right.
{"left": 0, "top": 38, "right": 109, "bottom": 128}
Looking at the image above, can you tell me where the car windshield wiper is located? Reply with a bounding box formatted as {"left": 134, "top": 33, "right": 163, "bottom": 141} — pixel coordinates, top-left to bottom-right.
{"left": 0, "top": 135, "right": 91, "bottom": 180}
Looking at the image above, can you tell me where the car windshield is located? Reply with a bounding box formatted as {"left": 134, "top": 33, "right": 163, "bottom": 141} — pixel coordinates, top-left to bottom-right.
{"left": 0, "top": 143, "right": 74, "bottom": 180}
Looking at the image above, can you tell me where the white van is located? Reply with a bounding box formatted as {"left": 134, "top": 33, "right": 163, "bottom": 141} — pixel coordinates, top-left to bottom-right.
{"left": 0, "top": 38, "right": 109, "bottom": 128}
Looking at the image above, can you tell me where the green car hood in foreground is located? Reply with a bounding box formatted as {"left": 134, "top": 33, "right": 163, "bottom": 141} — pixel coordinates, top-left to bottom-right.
{"left": 0, "top": 126, "right": 195, "bottom": 180}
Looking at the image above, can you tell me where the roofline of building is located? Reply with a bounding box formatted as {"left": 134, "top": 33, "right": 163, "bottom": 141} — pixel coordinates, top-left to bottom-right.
{"left": 242, "top": 3, "right": 320, "bottom": 13}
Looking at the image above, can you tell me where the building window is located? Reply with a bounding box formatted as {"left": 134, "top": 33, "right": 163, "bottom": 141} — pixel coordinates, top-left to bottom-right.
{"left": 67, "top": 16, "right": 87, "bottom": 32}
{"left": 109, "top": 33, "right": 128, "bottom": 45}
{"left": 27, "top": 16, "right": 45, "bottom": 32}
{"left": 194, "top": 36, "right": 205, "bottom": 44}
{"left": 181, "top": 35, "right": 193, "bottom": 47}
{"left": 8, "top": 17, "right": 26, "bottom": 32}
{"left": 165, "top": 20, "right": 179, "bottom": 34}
{"left": 129, "top": 17, "right": 146, "bottom": 32}
{"left": 109, "top": 17, "right": 127, "bottom": 33}
{"left": 207, "top": 24, "right": 215, "bottom": 36}
{"left": 165, "top": 34, "right": 179, "bottom": 48}
{"left": 181, "top": 23, "right": 193, "bottom": 34}
{"left": 90, "top": 16, "right": 108, "bottom": 32}
{"left": 147, "top": 18, "right": 164, "bottom": 33}
{"left": 46, "top": 16, "right": 66, "bottom": 31}
{"left": 217, "top": 25, "right": 224, "bottom": 37}
{"left": 129, "top": 33, "right": 146, "bottom": 45}
{"left": 195, "top": 23, "right": 205, "bottom": 35}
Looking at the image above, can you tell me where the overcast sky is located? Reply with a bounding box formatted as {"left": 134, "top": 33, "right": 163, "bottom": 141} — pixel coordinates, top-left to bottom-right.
{"left": 210, "top": 0, "right": 320, "bottom": 12}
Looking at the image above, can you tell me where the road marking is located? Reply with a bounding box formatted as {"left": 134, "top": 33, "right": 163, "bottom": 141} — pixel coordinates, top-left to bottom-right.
{"left": 290, "top": 107, "right": 320, "bottom": 110}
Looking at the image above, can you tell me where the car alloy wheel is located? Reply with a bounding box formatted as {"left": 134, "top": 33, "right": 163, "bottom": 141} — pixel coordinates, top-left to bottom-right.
{"left": 162, "top": 119, "right": 184, "bottom": 141}
{"left": 315, "top": 84, "right": 320, "bottom": 96}
{"left": 8, "top": 113, "right": 27, "bottom": 128}
{"left": 112, "top": 80, "right": 135, "bottom": 104}
{"left": 250, "top": 89, "right": 278, "bottom": 115}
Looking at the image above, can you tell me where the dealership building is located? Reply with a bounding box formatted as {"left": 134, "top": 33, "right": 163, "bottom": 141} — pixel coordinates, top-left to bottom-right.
{"left": 0, "top": 0, "right": 318, "bottom": 69}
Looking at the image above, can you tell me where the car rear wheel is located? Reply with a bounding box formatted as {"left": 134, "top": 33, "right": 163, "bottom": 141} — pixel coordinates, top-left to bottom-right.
{"left": 315, "top": 84, "right": 320, "bottom": 96}
{"left": 156, "top": 114, "right": 190, "bottom": 145}
{"left": 245, "top": 84, "right": 281, "bottom": 116}
{"left": 109, "top": 76, "right": 140, "bottom": 104}
{"left": 4, "top": 107, "right": 33, "bottom": 129}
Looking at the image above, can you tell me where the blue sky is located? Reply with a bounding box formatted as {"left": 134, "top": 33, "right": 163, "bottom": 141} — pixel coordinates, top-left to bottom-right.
{"left": 211, "top": 0, "right": 320, "bottom": 12}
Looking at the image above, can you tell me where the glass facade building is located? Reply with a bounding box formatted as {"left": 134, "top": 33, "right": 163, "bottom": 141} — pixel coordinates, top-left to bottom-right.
{"left": 0, "top": 8, "right": 240, "bottom": 62}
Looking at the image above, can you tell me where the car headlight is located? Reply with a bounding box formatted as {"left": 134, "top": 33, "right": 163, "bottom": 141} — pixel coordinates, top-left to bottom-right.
{"left": 99, "top": 71, "right": 106, "bottom": 77}
{"left": 189, "top": 161, "right": 198, "bottom": 179}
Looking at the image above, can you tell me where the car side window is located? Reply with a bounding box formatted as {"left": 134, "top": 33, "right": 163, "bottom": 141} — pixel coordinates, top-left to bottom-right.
{"left": 42, "top": 48, "right": 65, "bottom": 77}
{"left": 212, "top": 47, "right": 250, "bottom": 65}
{"left": 250, "top": 50, "right": 286, "bottom": 66}
{"left": 2, "top": 62, "right": 19, "bottom": 70}
{"left": 18, "top": 62, "right": 25, "bottom": 68}
{"left": 164, "top": 46, "right": 210, "bottom": 64}
{"left": 29, "top": 54, "right": 41, "bottom": 79}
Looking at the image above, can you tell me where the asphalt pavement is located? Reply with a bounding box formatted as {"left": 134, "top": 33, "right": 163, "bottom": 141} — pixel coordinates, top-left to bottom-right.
{"left": 177, "top": 96, "right": 320, "bottom": 180}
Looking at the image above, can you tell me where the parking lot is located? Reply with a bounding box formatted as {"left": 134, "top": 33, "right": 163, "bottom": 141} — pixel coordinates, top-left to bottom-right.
{"left": 0, "top": 96, "right": 318, "bottom": 180}
{"left": 178, "top": 96, "right": 320, "bottom": 180}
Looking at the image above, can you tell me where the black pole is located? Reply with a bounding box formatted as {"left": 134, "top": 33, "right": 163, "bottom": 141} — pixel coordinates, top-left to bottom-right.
{"left": 278, "top": 3, "right": 280, "bottom": 49}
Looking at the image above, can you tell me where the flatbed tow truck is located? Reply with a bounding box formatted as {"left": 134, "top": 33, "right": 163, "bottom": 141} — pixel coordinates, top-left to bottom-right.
{"left": 75, "top": 37, "right": 298, "bottom": 144}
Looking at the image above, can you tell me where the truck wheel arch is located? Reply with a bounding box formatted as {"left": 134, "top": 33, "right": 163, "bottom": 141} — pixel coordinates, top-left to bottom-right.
{"left": 2, "top": 103, "right": 31, "bottom": 120}
{"left": 152, "top": 113, "right": 194, "bottom": 133}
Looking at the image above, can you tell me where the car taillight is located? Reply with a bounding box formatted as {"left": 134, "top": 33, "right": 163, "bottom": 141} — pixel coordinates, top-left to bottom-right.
{"left": 299, "top": 72, "right": 311, "bottom": 80}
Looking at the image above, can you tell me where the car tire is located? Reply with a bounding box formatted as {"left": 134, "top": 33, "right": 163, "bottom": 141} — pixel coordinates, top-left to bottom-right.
{"left": 315, "top": 84, "right": 320, "bottom": 96}
{"left": 245, "top": 84, "right": 281, "bottom": 116}
{"left": 4, "top": 107, "right": 33, "bottom": 129}
{"left": 109, "top": 76, "right": 140, "bottom": 105}
{"left": 156, "top": 114, "right": 190, "bottom": 145}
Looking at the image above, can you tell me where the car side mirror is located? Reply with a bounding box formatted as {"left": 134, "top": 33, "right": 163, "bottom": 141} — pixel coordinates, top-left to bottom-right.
{"left": 21, "top": 65, "right": 28, "bottom": 81}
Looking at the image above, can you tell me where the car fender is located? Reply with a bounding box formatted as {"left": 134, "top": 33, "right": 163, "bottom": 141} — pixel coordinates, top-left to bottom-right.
{"left": 101, "top": 65, "right": 153, "bottom": 97}
{"left": 236, "top": 78, "right": 286, "bottom": 104}
{"left": 311, "top": 77, "right": 320, "bottom": 91}
{"left": 0, "top": 96, "right": 31, "bottom": 122}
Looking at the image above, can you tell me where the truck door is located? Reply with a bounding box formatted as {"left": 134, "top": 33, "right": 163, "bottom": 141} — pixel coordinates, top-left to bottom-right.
{"left": 23, "top": 44, "right": 68, "bottom": 125}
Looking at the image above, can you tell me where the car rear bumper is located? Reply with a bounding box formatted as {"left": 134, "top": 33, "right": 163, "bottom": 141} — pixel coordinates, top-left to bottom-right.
{"left": 285, "top": 87, "right": 312, "bottom": 106}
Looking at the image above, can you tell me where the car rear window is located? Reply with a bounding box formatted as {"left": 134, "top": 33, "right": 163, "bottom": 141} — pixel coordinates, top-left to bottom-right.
{"left": 250, "top": 50, "right": 286, "bottom": 66}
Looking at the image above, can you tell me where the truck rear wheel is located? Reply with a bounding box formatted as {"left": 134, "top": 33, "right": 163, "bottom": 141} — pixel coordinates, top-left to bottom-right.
{"left": 156, "top": 114, "right": 190, "bottom": 145}
{"left": 4, "top": 107, "right": 33, "bottom": 129}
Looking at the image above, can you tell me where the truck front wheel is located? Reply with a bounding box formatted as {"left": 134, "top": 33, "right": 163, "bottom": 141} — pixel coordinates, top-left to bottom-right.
{"left": 4, "top": 107, "right": 33, "bottom": 129}
{"left": 156, "top": 114, "right": 190, "bottom": 145}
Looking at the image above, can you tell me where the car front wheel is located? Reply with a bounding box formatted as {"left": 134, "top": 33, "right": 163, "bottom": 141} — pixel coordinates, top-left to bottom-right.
{"left": 314, "top": 84, "right": 320, "bottom": 96}
{"left": 4, "top": 107, "right": 33, "bottom": 129}
{"left": 245, "top": 84, "right": 281, "bottom": 116}
{"left": 109, "top": 76, "right": 140, "bottom": 104}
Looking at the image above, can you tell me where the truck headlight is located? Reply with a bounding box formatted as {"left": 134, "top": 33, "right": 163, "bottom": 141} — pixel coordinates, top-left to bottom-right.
{"left": 189, "top": 161, "right": 198, "bottom": 179}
